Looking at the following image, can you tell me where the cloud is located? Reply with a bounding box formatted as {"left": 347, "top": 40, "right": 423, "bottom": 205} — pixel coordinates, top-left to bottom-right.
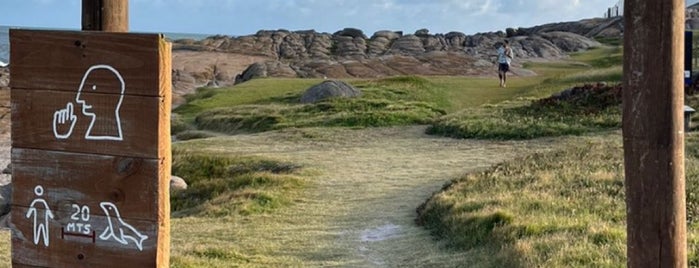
{"left": 123, "top": 0, "right": 619, "bottom": 35}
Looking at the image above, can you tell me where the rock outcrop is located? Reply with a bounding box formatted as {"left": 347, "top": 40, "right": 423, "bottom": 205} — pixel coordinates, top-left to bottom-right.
{"left": 180, "top": 26, "right": 604, "bottom": 85}
{"left": 235, "top": 61, "right": 297, "bottom": 84}
{"left": 507, "top": 17, "right": 624, "bottom": 38}
{"left": 0, "top": 67, "right": 8, "bottom": 90}
{"left": 168, "top": 15, "right": 646, "bottom": 94}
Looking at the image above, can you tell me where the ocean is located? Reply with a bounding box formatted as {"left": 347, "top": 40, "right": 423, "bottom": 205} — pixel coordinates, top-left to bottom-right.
{"left": 0, "top": 25, "right": 212, "bottom": 65}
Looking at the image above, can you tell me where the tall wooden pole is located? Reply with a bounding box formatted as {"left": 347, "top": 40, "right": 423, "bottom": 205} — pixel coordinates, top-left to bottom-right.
{"left": 82, "top": 0, "right": 129, "bottom": 32}
{"left": 623, "top": 0, "right": 687, "bottom": 267}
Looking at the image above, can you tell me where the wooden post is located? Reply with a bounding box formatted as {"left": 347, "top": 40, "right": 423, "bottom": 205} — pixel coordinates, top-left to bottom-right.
{"left": 623, "top": 0, "right": 687, "bottom": 267}
{"left": 82, "top": 0, "right": 129, "bottom": 32}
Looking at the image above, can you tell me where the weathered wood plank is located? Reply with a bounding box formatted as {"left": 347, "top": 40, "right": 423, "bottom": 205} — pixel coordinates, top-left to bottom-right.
{"left": 11, "top": 29, "right": 172, "bottom": 267}
{"left": 11, "top": 148, "right": 165, "bottom": 221}
{"left": 157, "top": 44, "right": 173, "bottom": 248}
{"left": 10, "top": 30, "right": 167, "bottom": 97}
{"left": 11, "top": 206, "right": 160, "bottom": 267}
{"left": 11, "top": 90, "right": 167, "bottom": 159}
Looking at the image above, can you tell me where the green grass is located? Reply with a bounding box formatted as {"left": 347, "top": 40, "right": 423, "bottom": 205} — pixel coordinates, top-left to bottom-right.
{"left": 171, "top": 149, "right": 308, "bottom": 217}
{"left": 595, "top": 37, "right": 622, "bottom": 47}
{"left": 193, "top": 99, "right": 445, "bottom": 134}
{"left": 176, "top": 78, "right": 326, "bottom": 118}
{"left": 417, "top": 134, "right": 699, "bottom": 267}
{"left": 174, "top": 76, "right": 451, "bottom": 135}
{"left": 427, "top": 84, "right": 622, "bottom": 140}
{"left": 428, "top": 46, "right": 624, "bottom": 140}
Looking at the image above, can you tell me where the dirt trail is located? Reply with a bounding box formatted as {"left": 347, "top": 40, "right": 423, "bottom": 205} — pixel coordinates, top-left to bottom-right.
{"left": 0, "top": 87, "right": 559, "bottom": 266}
{"left": 178, "top": 126, "right": 560, "bottom": 266}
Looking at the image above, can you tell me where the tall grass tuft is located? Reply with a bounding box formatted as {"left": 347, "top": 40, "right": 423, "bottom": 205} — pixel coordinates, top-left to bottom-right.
{"left": 417, "top": 135, "right": 699, "bottom": 266}
{"left": 171, "top": 150, "right": 306, "bottom": 217}
{"left": 417, "top": 139, "right": 626, "bottom": 266}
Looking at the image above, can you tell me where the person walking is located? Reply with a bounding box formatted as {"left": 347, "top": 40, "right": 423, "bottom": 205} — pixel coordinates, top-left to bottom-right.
{"left": 497, "top": 40, "right": 514, "bottom": 87}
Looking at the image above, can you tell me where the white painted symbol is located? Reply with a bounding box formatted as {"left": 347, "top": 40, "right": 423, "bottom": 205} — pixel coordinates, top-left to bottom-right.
{"left": 66, "top": 204, "right": 92, "bottom": 235}
{"left": 52, "top": 64, "right": 126, "bottom": 141}
{"left": 26, "top": 186, "right": 54, "bottom": 247}
{"left": 98, "top": 202, "right": 148, "bottom": 251}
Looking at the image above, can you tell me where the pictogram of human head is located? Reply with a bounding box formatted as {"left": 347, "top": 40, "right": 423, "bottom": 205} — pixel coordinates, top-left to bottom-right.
{"left": 75, "top": 65, "right": 126, "bottom": 141}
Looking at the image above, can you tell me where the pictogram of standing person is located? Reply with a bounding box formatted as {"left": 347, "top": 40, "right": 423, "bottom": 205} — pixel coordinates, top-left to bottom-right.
{"left": 26, "top": 185, "right": 54, "bottom": 247}
{"left": 53, "top": 64, "right": 126, "bottom": 141}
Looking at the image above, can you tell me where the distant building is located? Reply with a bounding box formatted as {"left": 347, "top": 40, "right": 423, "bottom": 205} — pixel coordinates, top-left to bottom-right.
{"left": 604, "top": 1, "right": 623, "bottom": 18}
{"left": 608, "top": 1, "right": 699, "bottom": 18}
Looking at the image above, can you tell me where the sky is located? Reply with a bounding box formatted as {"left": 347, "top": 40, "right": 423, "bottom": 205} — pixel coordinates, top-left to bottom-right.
{"left": 1, "top": 0, "right": 698, "bottom": 36}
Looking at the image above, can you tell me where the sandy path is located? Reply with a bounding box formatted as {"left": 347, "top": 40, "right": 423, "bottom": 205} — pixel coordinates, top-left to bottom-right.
{"left": 176, "top": 126, "right": 559, "bottom": 266}
{"left": 0, "top": 83, "right": 559, "bottom": 266}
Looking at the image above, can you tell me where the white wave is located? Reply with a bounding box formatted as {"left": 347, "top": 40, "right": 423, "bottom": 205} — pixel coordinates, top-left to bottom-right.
{"left": 0, "top": 60, "right": 6, "bottom": 67}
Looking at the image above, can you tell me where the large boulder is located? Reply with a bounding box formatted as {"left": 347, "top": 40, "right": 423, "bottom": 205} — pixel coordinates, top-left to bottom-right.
{"left": 540, "top": 32, "right": 601, "bottom": 52}
{"left": 422, "top": 35, "right": 447, "bottom": 51}
{"left": 304, "top": 32, "right": 333, "bottom": 59}
{"left": 300, "top": 80, "right": 362, "bottom": 103}
{"left": 332, "top": 35, "right": 367, "bottom": 58}
{"left": 513, "top": 35, "right": 565, "bottom": 58}
{"left": 333, "top": 28, "right": 367, "bottom": 39}
{"left": 367, "top": 31, "right": 402, "bottom": 55}
{"left": 444, "top": 31, "right": 468, "bottom": 49}
{"left": 415, "top": 28, "right": 430, "bottom": 37}
{"left": 235, "top": 61, "right": 297, "bottom": 84}
{"left": 389, "top": 35, "right": 426, "bottom": 54}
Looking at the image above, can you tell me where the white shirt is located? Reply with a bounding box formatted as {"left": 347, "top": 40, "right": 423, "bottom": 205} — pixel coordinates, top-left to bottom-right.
{"left": 497, "top": 46, "right": 513, "bottom": 65}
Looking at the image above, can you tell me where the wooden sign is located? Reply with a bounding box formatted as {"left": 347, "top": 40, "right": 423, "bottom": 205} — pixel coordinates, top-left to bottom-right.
{"left": 10, "top": 30, "right": 171, "bottom": 267}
